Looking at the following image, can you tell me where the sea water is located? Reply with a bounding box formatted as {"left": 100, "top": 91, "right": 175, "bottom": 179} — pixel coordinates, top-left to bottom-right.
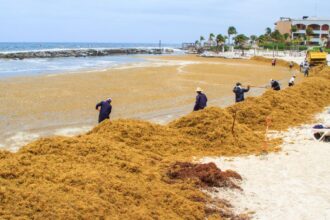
{"left": 0, "top": 42, "right": 181, "bottom": 78}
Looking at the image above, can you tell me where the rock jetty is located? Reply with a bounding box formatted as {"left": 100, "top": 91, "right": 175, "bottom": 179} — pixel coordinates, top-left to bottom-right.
{"left": 0, "top": 48, "right": 174, "bottom": 59}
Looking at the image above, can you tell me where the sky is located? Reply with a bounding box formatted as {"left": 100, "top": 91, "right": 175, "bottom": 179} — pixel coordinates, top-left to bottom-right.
{"left": 0, "top": 0, "right": 329, "bottom": 43}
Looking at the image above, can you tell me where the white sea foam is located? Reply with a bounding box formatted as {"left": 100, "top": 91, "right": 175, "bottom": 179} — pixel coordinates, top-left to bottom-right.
{"left": 54, "top": 126, "right": 92, "bottom": 137}
{"left": 6, "top": 132, "right": 40, "bottom": 152}
{"left": 0, "top": 46, "right": 180, "bottom": 54}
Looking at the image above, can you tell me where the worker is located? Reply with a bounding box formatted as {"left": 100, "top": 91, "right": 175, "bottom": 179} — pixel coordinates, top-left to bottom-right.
{"left": 270, "top": 79, "right": 281, "bottom": 91}
{"left": 289, "top": 61, "right": 294, "bottom": 70}
{"left": 304, "top": 61, "right": 309, "bottom": 69}
{"left": 193, "top": 87, "right": 207, "bottom": 111}
{"left": 233, "top": 82, "right": 250, "bottom": 103}
{"left": 304, "top": 63, "right": 310, "bottom": 77}
{"left": 304, "top": 67, "right": 309, "bottom": 77}
{"left": 96, "top": 98, "right": 112, "bottom": 123}
{"left": 288, "top": 75, "right": 296, "bottom": 87}
{"left": 300, "top": 62, "right": 304, "bottom": 72}
{"left": 271, "top": 59, "right": 276, "bottom": 67}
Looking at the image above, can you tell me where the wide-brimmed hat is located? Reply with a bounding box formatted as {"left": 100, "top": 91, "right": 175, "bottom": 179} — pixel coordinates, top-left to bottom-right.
{"left": 196, "top": 87, "right": 203, "bottom": 92}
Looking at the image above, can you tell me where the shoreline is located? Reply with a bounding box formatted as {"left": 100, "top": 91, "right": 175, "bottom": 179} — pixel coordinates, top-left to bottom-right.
{"left": 0, "top": 47, "right": 175, "bottom": 59}
{"left": 0, "top": 55, "right": 299, "bottom": 151}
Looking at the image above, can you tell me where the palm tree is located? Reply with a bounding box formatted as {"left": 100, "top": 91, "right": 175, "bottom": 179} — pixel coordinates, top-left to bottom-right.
{"left": 227, "top": 26, "right": 237, "bottom": 45}
{"left": 234, "top": 34, "right": 249, "bottom": 55}
{"left": 265, "top": 27, "right": 272, "bottom": 36}
{"left": 257, "top": 35, "right": 267, "bottom": 45}
{"left": 209, "top": 33, "right": 215, "bottom": 41}
{"left": 271, "top": 30, "right": 284, "bottom": 42}
{"left": 200, "top": 36, "right": 205, "bottom": 47}
{"left": 264, "top": 27, "right": 272, "bottom": 42}
{"left": 195, "top": 40, "right": 200, "bottom": 48}
{"left": 216, "top": 34, "right": 226, "bottom": 52}
{"left": 216, "top": 34, "right": 225, "bottom": 45}
{"left": 250, "top": 35, "right": 257, "bottom": 45}
{"left": 270, "top": 30, "right": 284, "bottom": 54}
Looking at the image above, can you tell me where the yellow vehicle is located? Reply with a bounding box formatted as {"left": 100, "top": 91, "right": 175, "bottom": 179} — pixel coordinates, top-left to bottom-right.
{"left": 306, "top": 51, "right": 328, "bottom": 66}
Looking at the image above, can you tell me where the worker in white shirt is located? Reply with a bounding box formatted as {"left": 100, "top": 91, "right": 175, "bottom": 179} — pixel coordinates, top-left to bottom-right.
{"left": 288, "top": 75, "right": 296, "bottom": 87}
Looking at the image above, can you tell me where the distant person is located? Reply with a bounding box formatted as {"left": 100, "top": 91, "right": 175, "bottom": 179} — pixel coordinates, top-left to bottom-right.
{"left": 300, "top": 62, "right": 304, "bottom": 72}
{"left": 304, "top": 61, "right": 309, "bottom": 69}
{"left": 193, "top": 87, "right": 207, "bottom": 111}
{"left": 270, "top": 79, "right": 281, "bottom": 91}
{"left": 289, "top": 61, "right": 294, "bottom": 70}
{"left": 272, "top": 58, "right": 276, "bottom": 67}
{"left": 288, "top": 75, "right": 296, "bottom": 87}
{"left": 96, "top": 98, "right": 112, "bottom": 123}
{"left": 304, "top": 67, "right": 310, "bottom": 77}
{"left": 233, "top": 82, "right": 250, "bottom": 103}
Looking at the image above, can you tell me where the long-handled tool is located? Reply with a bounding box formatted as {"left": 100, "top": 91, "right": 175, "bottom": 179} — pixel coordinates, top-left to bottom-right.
{"left": 249, "top": 85, "right": 268, "bottom": 89}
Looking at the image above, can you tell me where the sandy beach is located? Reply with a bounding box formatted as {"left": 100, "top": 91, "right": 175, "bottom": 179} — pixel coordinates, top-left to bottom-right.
{"left": 202, "top": 107, "right": 330, "bottom": 220}
{"left": 0, "top": 55, "right": 299, "bottom": 151}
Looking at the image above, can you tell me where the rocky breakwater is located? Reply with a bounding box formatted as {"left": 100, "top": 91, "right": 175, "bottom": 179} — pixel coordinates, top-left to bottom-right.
{"left": 0, "top": 48, "right": 174, "bottom": 59}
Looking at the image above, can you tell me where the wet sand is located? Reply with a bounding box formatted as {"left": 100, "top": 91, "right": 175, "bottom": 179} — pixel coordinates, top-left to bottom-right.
{"left": 0, "top": 55, "right": 299, "bottom": 150}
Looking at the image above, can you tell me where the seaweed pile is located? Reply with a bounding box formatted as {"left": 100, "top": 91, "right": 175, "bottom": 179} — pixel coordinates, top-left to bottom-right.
{"left": 227, "top": 76, "right": 330, "bottom": 130}
{"left": 167, "top": 162, "right": 242, "bottom": 189}
{"left": 169, "top": 107, "right": 276, "bottom": 155}
{"left": 0, "top": 66, "right": 330, "bottom": 219}
{"left": 0, "top": 131, "right": 208, "bottom": 219}
{"left": 250, "top": 56, "right": 299, "bottom": 69}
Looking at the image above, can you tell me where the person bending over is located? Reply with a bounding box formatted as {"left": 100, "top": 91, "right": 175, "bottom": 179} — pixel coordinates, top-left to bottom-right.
{"left": 288, "top": 75, "right": 296, "bottom": 87}
{"left": 193, "top": 87, "right": 207, "bottom": 111}
{"left": 96, "top": 98, "right": 112, "bottom": 123}
{"left": 270, "top": 79, "right": 281, "bottom": 91}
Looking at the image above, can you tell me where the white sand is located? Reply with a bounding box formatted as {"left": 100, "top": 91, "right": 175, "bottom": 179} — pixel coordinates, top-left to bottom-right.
{"left": 202, "top": 108, "right": 330, "bottom": 220}
{"left": 202, "top": 50, "right": 330, "bottom": 66}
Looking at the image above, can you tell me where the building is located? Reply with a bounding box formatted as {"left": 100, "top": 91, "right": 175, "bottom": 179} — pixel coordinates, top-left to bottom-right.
{"left": 275, "top": 16, "right": 330, "bottom": 46}
{"left": 275, "top": 17, "right": 292, "bottom": 35}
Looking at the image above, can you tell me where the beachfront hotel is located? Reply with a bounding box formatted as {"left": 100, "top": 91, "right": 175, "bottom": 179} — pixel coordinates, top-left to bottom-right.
{"left": 275, "top": 16, "right": 330, "bottom": 46}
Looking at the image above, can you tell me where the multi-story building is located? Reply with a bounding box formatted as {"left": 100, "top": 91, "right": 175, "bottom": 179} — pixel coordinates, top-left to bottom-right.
{"left": 275, "top": 16, "right": 330, "bottom": 46}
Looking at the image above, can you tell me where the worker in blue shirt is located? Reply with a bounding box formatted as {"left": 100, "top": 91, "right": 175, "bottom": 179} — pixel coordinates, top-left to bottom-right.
{"left": 270, "top": 79, "right": 281, "bottom": 91}
{"left": 96, "top": 98, "right": 112, "bottom": 123}
{"left": 193, "top": 87, "right": 208, "bottom": 111}
{"left": 233, "top": 82, "right": 250, "bottom": 103}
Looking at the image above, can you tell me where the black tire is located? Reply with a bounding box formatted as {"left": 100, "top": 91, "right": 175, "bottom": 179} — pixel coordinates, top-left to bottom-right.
{"left": 314, "top": 133, "right": 321, "bottom": 140}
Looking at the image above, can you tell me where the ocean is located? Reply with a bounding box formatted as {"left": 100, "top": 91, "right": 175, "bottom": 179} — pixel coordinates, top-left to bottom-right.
{"left": 0, "top": 42, "right": 181, "bottom": 78}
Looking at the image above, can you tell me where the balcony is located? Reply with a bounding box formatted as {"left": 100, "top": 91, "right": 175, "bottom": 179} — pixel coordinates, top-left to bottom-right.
{"left": 310, "top": 38, "right": 321, "bottom": 42}
{"left": 295, "top": 30, "right": 306, "bottom": 34}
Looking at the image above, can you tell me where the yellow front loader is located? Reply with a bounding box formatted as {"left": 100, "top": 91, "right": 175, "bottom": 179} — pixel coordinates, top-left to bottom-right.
{"left": 306, "top": 51, "right": 328, "bottom": 66}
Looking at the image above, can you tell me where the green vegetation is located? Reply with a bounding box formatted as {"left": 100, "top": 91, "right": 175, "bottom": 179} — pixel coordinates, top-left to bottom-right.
{"left": 194, "top": 25, "right": 328, "bottom": 53}
{"left": 227, "top": 26, "right": 237, "bottom": 45}
{"left": 308, "top": 47, "right": 330, "bottom": 53}
{"left": 259, "top": 42, "right": 308, "bottom": 51}
{"left": 233, "top": 34, "right": 249, "bottom": 54}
